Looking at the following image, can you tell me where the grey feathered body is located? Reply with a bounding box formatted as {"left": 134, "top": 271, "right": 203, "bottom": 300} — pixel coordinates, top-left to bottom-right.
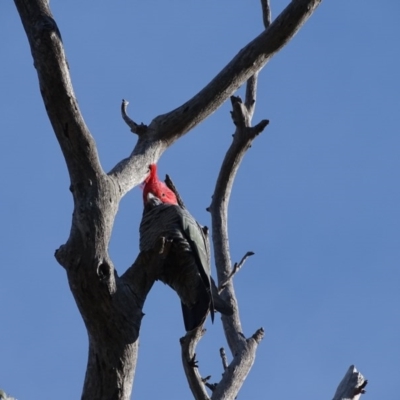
{"left": 140, "top": 197, "right": 213, "bottom": 331}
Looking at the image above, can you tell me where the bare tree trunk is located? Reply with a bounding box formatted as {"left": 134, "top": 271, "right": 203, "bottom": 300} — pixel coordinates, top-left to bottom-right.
{"left": 14, "top": 0, "right": 323, "bottom": 398}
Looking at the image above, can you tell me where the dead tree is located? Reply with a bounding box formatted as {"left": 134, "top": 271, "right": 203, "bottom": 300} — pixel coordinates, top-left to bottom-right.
{"left": 14, "top": 0, "right": 366, "bottom": 399}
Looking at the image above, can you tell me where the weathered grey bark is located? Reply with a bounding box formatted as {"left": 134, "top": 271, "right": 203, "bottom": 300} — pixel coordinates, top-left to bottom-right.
{"left": 207, "top": 95, "right": 268, "bottom": 399}
{"left": 332, "top": 365, "right": 368, "bottom": 400}
{"left": 177, "top": 4, "right": 270, "bottom": 397}
{"left": 110, "top": 0, "right": 323, "bottom": 197}
{"left": 13, "top": 0, "right": 322, "bottom": 398}
{"left": 180, "top": 328, "right": 210, "bottom": 400}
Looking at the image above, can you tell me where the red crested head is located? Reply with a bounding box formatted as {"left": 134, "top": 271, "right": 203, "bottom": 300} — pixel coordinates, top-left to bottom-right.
{"left": 142, "top": 164, "right": 178, "bottom": 205}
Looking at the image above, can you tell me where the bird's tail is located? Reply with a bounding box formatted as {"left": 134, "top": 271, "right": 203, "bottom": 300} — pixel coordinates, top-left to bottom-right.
{"left": 181, "top": 294, "right": 210, "bottom": 332}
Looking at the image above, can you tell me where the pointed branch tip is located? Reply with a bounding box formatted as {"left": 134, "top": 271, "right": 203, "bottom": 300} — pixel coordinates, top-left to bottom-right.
{"left": 219, "top": 347, "right": 228, "bottom": 371}
{"left": 218, "top": 251, "right": 255, "bottom": 292}
{"left": 121, "top": 99, "right": 148, "bottom": 135}
{"left": 332, "top": 365, "right": 367, "bottom": 400}
{"left": 251, "top": 327, "right": 265, "bottom": 343}
{"left": 253, "top": 119, "right": 269, "bottom": 135}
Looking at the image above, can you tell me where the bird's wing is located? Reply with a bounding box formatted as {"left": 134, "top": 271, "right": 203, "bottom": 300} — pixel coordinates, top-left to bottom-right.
{"left": 140, "top": 200, "right": 215, "bottom": 327}
{"left": 179, "top": 207, "right": 214, "bottom": 322}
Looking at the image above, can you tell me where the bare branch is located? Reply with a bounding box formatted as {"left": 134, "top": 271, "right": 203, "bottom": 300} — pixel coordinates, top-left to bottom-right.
{"left": 15, "top": 0, "right": 320, "bottom": 198}
{"left": 121, "top": 99, "right": 148, "bottom": 135}
{"left": 14, "top": 0, "right": 103, "bottom": 184}
{"left": 251, "top": 327, "right": 265, "bottom": 344}
{"left": 253, "top": 119, "right": 270, "bottom": 134}
{"left": 180, "top": 328, "right": 210, "bottom": 400}
{"left": 211, "top": 332, "right": 263, "bottom": 400}
{"left": 148, "top": 0, "right": 320, "bottom": 141}
{"left": 15, "top": 1, "right": 324, "bottom": 399}
{"left": 261, "top": 0, "right": 272, "bottom": 29}
{"left": 219, "top": 348, "right": 229, "bottom": 371}
{"left": 332, "top": 366, "right": 368, "bottom": 400}
{"left": 229, "top": 250, "right": 255, "bottom": 280}
{"left": 245, "top": 72, "right": 259, "bottom": 119}
{"left": 218, "top": 251, "right": 255, "bottom": 293}
{"left": 202, "top": 376, "right": 217, "bottom": 393}
{"left": 245, "top": 1, "right": 271, "bottom": 122}
{"left": 230, "top": 96, "right": 251, "bottom": 128}
{"left": 210, "top": 98, "right": 269, "bottom": 338}
{"left": 208, "top": 21, "right": 269, "bottom": 393}
{"left": 109, "top": 0, "right": 322, "bottom": 196}
{"left": 207, "top": 74, "right": 268, "bottom": 400}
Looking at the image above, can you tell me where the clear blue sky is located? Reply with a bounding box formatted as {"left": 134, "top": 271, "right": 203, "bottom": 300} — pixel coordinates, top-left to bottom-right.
{"left": 1, "top": 1, "right": 399, "bottom": 399}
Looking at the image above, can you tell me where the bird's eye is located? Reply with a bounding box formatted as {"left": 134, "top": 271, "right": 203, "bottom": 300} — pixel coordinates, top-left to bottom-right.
{"left": 162, "top": 193, "right": 165, "bottom": 197}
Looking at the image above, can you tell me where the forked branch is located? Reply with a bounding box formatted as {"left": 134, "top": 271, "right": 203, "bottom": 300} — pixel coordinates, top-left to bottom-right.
{"left": 181, "top": 3, "right": 273, "bottom": 399}
{"left": 179, "top": 89, "right": 268, "bottom": 400}
{"left": 218, "top": 251, "right": 255, "bottom": 293}
{"left": 207, "top": 94, "right": 267, "bottom": 398}
{"left": 14, "top": 0, "right": 324, "bottom": 399}
{"left": 109, "top": 0, "right": 323, "bottom": 196}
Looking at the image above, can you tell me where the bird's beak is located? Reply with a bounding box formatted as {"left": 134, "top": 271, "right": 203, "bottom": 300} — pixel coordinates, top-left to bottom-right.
{"left": 147, "top": 192, "right": 156, "bottom": 201}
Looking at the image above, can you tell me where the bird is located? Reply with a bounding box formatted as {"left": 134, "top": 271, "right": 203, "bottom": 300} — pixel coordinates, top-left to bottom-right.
{"left": 139, "top": 164, "right": 232, "bottom": 331}
{"left": 142, "top": 164, "right": 178, "bottom": 205}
